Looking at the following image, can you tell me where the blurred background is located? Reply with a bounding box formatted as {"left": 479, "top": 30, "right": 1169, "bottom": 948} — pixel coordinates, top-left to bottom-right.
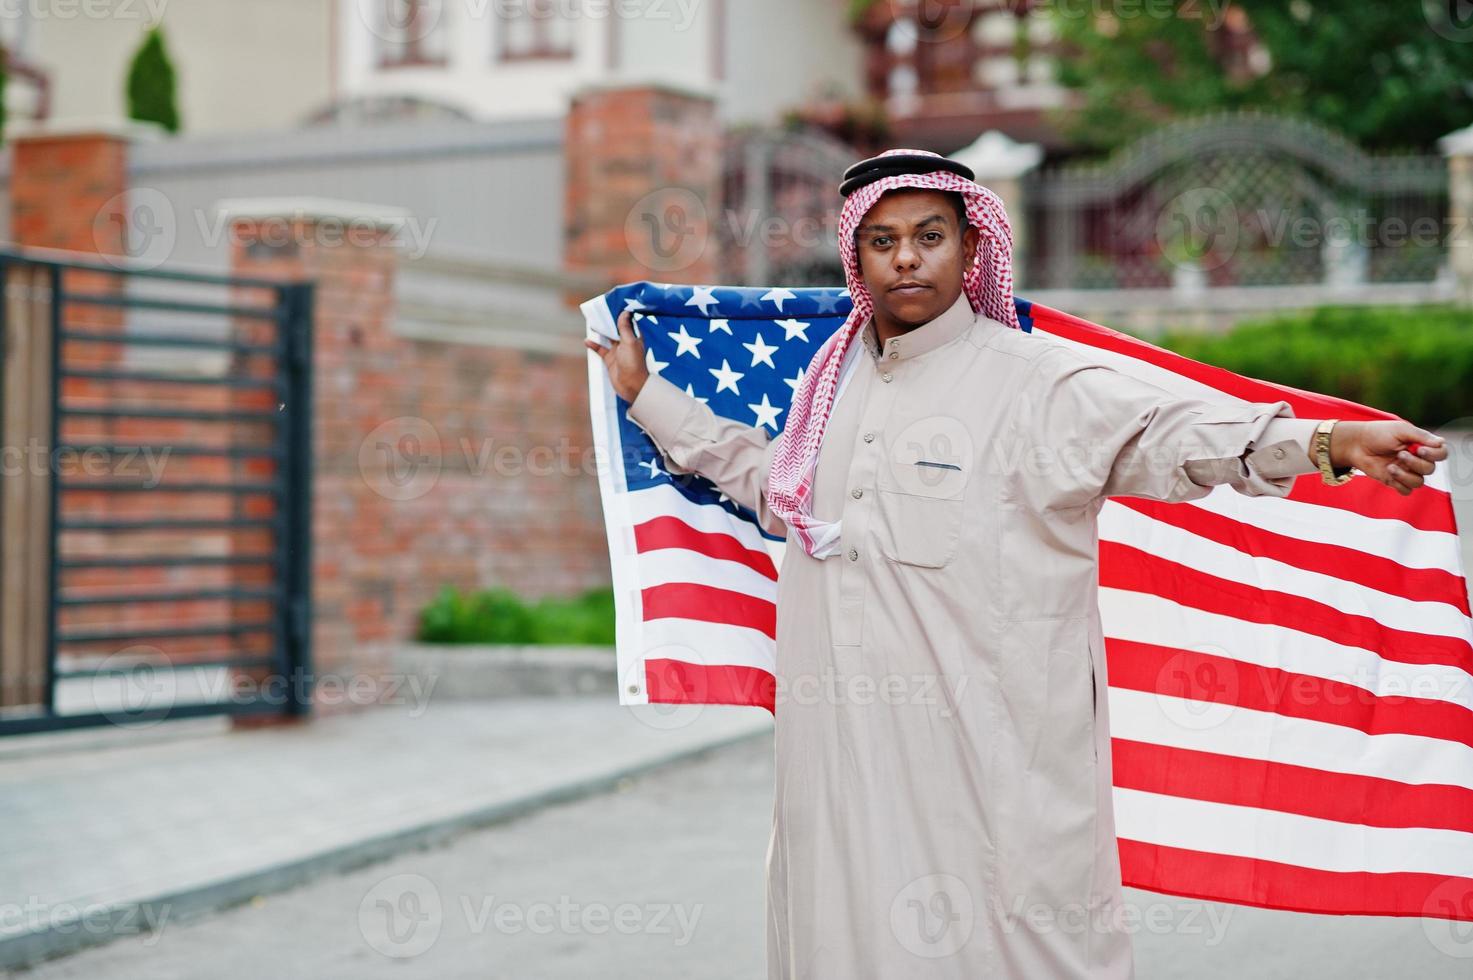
{"left": 0, "top": 1, "right": 1472, "bottom": 977}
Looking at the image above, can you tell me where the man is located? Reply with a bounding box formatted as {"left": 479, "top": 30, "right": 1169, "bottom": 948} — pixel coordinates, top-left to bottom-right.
{"left": 585, "top": 150, "right": 1449, "bottom": 978}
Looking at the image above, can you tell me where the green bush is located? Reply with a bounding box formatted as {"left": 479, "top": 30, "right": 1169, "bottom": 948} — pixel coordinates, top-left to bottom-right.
{"left": 418, "top": 585, "right": 615, "bottom": 645}
{"left": 1153, "top": 305, "right": 1473, "bottom": 428}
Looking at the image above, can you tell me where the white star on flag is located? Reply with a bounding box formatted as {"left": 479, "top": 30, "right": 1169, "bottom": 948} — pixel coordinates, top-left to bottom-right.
{"left": 784, "top": 369, "right": 805, "bottom": 392}
{"left": 671, "top": 324, "right": 703, "bottom": 358}
{"left": 685, "top": 286, "right": 720, "bottom": 315}
{"left": 743, "top": 332, "right": 779, "bottom": 369}
{"left": 638, "top": 457, "right": 662, "bottom": 479}
{"left": 645, "top": 347, "right": 669, "bottom": 376}
{"left": 748, "top": 393, "right": 782, "bottom": 430}
{"left": 683, "top": 383, "right": 709, "bottom": 405}
{"left": 708, "top": 318, "right": 732, "bottom": 335}
{"left": 708, "top": 358, "right": 744, "bottom": 395}
{"left": 775, "top": 318, "right": 810, "bottom": 342}
{"left": 761, "top": 287, "right": 796, "bottom": 312}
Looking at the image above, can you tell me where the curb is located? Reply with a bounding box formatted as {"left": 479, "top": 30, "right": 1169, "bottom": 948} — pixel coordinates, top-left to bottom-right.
{"left": 0, "top": 719, "right": 770, "bottom": 972}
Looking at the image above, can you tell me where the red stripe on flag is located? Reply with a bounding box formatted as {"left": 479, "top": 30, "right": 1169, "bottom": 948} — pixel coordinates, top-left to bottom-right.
{"left": 1106, "top": 637, "right": 1473, "bottom": 751}
{"left": 641, "top": 582, "right": 777, "bottom": 639}
{"left": 634, "top": 515, "right": 778, "bottom": 580}
{"left": 1100, "top": 540, "right": 1473, "bottom": 673}
{"left": 644, "top": 658, "right": 775, "bottom": 712}
{"left": 1287, "top": 476, "right": 1459, "bottom": 534}
{"left": 1114, "top": 497, "right": 1471, "bottom": 617}
{"left": 1117, "top": 838, "right": 1473, "bottom": 920}
{"left": 1032, "top": 302, "right": 1399, "bottom": 425}
{"left": 1111, "top": 739, "right": 1473, "bottom": 834}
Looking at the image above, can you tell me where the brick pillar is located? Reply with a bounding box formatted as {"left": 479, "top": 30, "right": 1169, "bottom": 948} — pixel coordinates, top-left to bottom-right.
{"left": 1, "top": 121, "right": 157, "bottom": 710}
{"left": 8, "top": 121, "right": 160, "bottom": 367}
{"left": 564, "top": 82, "right": 723, "bottom": 298}
{"left": 220, "top": 198, "right": 410, "bottom": 720}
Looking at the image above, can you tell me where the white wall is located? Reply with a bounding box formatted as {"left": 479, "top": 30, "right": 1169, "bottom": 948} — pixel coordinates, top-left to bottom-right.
{"left": 719, "top": 0, "right": 865, "bottom": 125}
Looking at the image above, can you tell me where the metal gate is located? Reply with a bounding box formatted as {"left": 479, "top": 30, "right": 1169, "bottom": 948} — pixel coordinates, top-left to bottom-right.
{"left": 1023, "top": 112, "right": 1449, "bottom": 291}
{"left": 0, "top": 248, "right": 314, "bottom": 736}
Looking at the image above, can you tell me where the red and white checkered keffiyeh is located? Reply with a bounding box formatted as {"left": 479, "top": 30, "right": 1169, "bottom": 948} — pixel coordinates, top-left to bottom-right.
{"left": 765, "top": 149, "right": 1022, "bottom": 558}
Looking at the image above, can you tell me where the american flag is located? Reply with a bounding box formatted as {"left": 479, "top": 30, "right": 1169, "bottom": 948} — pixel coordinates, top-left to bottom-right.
{"left": 582, "top": 280, "right": 1473, "bottom": 922}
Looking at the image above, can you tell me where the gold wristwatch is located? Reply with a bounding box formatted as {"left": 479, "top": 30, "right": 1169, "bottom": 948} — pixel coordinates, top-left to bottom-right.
{"left": 1314, "top": 419, "right": 1355, "bottom": 486}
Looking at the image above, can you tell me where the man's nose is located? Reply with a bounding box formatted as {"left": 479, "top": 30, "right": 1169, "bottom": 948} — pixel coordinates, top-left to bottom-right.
{"left": 894, "top": 239, "right": 920, "bottom": 269}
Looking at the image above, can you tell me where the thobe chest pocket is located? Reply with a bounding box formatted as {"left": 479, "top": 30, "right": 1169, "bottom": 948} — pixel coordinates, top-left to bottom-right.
{"left": 873, "top": 458, "right": 968, "bottom": 568}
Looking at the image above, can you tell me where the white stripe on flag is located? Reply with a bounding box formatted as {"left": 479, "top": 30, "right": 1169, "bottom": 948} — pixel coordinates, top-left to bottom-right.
{"left": 1101, "top": 501, "right": 1473, "bottom": 640}
{"left": 1107, "top": 688, "right": 1473, "bottom": 790}
{"left": 1171, "top": 489, "right": 1465, "bottom": 573}
{"left": 1113, "top": 787, "right": 1473, "bottom": 878}
{"left": 640, "top": 618, "right": 777, "bottom": 672}
{"left": 637, "top": 548, "right": 779, "bottom": 601}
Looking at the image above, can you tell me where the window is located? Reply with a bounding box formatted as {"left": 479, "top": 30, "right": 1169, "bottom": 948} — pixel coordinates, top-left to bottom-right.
{"left": 497, "top": 0, "right": 577, "bottom": 61}
{"left": 375, "top": 0, "right": 448, "bottom": 69}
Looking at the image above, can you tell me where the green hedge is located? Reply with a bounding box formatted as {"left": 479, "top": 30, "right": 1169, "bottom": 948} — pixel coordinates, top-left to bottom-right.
{"left": 1153, "top": 306, "right": 1473, "bottom": 427}
{"left": 418, "top": 585, "right": 615, "bottom": 645}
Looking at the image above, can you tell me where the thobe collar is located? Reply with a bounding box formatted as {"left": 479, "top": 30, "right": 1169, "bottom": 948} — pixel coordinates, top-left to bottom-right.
{"left": 859, "top": 288, "right": 978, "bottom": 363}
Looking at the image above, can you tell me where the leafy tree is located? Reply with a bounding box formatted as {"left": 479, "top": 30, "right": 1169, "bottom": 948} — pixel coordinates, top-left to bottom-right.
{"left": 126, "top": 24, "right": 180, "bottom": 133}
{"left": 1050, "top": 3, "right": 1473, "bottom": 152}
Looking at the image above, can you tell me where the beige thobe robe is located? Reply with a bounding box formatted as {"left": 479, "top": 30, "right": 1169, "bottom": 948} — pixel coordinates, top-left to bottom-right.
{"left": 626, "top": 289, "right": 1323, "bottom": 979}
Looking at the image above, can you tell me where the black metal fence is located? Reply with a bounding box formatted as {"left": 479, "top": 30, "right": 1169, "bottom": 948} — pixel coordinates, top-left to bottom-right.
{"left": 0, "top": 248, "right": 314, "bottom": 736}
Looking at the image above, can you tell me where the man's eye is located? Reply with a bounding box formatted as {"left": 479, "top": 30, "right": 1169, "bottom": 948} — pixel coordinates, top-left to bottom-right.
{"left": 924, "top": 232, "right": 942, "bottom": 242}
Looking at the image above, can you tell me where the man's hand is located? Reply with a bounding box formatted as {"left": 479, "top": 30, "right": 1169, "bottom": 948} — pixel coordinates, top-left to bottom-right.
{"left": 585, "top": 310, "right": 651, "bottom": 404}
{"left": 1327, "top": 420, "right": 1449, "bottom": 495}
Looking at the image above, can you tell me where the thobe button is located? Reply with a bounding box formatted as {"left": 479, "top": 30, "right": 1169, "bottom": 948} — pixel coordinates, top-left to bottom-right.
{"left": 881, "top": 372, "right": 893, "bottom": 383}
{"left": 847, "top": 548, "right": 859, "bottom": 561}
{"left": 851, "top": 487, "right": 863, "bottom": 499}
{"left": 1272, "top": 447, "right": 1286, "bottom": 460}
{"left": 888, "top": 351, "right": 899, "bottom": 359}
{"left": 863, "top": 431, "right": 876, "bottom": 443}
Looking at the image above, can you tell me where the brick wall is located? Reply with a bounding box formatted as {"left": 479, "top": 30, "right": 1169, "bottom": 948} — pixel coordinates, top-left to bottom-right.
{"left": 227, "top": 207, "right": 606, "bottom": 708}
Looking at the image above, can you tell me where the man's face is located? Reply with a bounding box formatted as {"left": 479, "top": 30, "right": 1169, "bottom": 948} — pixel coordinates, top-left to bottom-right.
{"left": 853, "top": 188, "right": 979, "bottom": 330}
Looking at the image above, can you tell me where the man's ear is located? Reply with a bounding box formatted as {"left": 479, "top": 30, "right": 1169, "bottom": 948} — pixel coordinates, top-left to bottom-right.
{"left": 962, "top": 224, "right": 980, "bottom": 273}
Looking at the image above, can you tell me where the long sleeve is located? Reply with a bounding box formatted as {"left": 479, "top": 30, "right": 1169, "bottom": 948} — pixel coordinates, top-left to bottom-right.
{"left": 1010, "top": 343, "right": 1323, "bottom": 513}
{"left": 625, "top": 372, "right": 788, "bottom": 537}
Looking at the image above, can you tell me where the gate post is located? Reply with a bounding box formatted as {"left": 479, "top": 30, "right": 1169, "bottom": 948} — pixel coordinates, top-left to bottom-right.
{"left": 563, "top": 82, "right": 723, "bottom": 301}
{"left": 1440, "top": 123, "right": 1473, "bottom": 307}
{"left": 219, "top": 198, "right": 408, "bottom": 723}
{"left": 952, "top": 130, "right": 1043, "bottom": 290}
{"left": 1, "top": 121, "right": 152, "bottom": 714}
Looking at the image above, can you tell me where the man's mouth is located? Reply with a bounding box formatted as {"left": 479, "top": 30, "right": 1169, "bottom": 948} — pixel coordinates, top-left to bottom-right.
{"left": 890, "top": 283, "right": 931, "bottom": 294}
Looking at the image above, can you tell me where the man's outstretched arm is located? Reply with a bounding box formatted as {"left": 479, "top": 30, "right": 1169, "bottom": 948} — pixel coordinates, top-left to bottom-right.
{"left": 1008, "top": 342, "right": 1448, "bottom": 512}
